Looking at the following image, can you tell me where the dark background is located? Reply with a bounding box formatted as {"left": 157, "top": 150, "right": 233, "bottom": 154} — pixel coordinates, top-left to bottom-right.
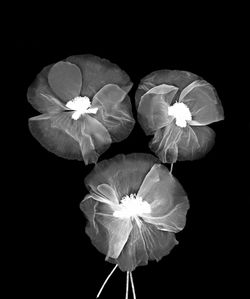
{"left": 18, "top": 26, "right": 236, "bottom": 298}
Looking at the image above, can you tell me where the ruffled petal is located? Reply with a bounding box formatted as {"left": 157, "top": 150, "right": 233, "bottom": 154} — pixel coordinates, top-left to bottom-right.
{"left": 180, "top": 80, "right": 224, "bottom": 126}
{"left": 177, "top": 125, "right": 215, "bottom": 161}
{"left": 137, "top": 164, "right": 189, "bottom": 232}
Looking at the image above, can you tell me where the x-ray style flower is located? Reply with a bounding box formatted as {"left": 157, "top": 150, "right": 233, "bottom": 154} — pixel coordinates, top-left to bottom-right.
{"left": 136, "top": 70, "right": 224, "bottom": 164}
{"left": 80, "top": 154, "right": 189, "bottom": 298}
{"left": 28, "top": 55, "right": 135, "bottom": 164}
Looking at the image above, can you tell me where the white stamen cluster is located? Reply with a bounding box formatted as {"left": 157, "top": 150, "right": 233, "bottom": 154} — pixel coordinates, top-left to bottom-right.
{"left": 113, "top": 194, "right": 151, "bottom": 218}
{"left": 66, "top": 96, "right": 98, "bottom": 120}
{"left": 168, "top": 102, "right": 192, "bottom": 128}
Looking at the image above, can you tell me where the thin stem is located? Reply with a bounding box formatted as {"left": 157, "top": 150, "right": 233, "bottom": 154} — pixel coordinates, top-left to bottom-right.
{"left": 130, "top": 271, "right": 136, "bottom": 299}
{"left": 170, "top": 163, "right": 174, "bottom": 174}
{"left": 125, "top": 271, "right": 129, "bottom": 299}
{"left": 96, "top": 264, "right": 118, "bottom": 298}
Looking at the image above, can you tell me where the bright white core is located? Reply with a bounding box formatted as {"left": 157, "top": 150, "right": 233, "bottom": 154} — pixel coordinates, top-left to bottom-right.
{"left": 168, "top": 102, "right": 192, "bottom": 128}
{"left": 113, "top": 194, "right": 151, "bottom": 219}
{"left": 66, "top": 96, "right": 98, "bottom": 120}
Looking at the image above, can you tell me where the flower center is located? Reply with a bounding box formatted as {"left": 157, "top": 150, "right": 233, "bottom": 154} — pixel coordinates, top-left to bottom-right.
{"left": 113, "top": 194, "right": 151, "bottom": 219}
{"left": 66, "top": 96, "right": 98, "bottom": 120}
{"left": 168, "top": 102, "right": 192, "bottom": 128}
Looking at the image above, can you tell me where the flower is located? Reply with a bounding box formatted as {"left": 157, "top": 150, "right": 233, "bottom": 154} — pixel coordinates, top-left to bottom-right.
{"left": 80, "top": 154, "right": 189, "bottom": 272}
{"left": 137, "top": 76, "right": 224, "bottom": 163}
{"left": 28, "top": 56, "right": 135, "bottom": 164}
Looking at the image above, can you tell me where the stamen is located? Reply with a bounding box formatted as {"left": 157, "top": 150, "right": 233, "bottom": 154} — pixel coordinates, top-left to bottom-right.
{"left": 168, "top": 102, "right": 192, "bottom": 128}
{"left": 65, "top": 96, "right": 98, "bottom": 120}
{"left": 113, "top": 194, "right": 151, "bottom": 218}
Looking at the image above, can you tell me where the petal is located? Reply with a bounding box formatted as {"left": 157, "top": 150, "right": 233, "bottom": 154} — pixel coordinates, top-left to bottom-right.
{"left": 136, "top": 164, "right": 189, "bottom": 232}
{"left": 97, "top": 214, "right": 133, "bottom": 259}
{"left": 48, "top": 61, "right": 82, "bottom": 102}
{"left": 116, "top": 220, "right": 178, "bottom": 272}
{"left": 150, "top": 122, "right": 182, "bottom": 163}
{"left": 142, "top": 202, "right": 189, "bottom": 232}
{"left": 142, "top": 84, "right": 179, "bottom": 105}
{"left": 180, "top": 80, "right": 224, "bottom": 125}
{"left": 178, "top": 125, "right": 215, "bottom": 160}
{"left": 137, "top": 164, "right": 161, "bottom": 200}
{"left": 28, "top": 117, "right": 82, "bottom": 161}
{"left": 138, "top": 93, "right": 174, "bottom": 132}
{"left": 97, "top": 184, "right": 119, "bottom": 205}
{"left": 92, "top": 84, "right": 135, "bottom": 142}
{"left": 84, "top": 115, "right": 112, "bottom": 149}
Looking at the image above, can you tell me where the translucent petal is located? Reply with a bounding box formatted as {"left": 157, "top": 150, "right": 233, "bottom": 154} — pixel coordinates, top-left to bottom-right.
{"left": 150, "top": 122, "right": 182, "bottom": 163}
{"left": 92, "top": 84, "right": 135, "bottom": 142}
{"left": 117, "top": 220, "right": 178, "bottom": 272}
{"left": 138, "top": 93, "right": 174, "bottom": 133}
{"left": 97, "top": 184, "right": 119, "bottom": 205}
{"left": 177, "top": 125, "right": 215, "bottom": 161}
{"left": 137, "top": 164, "right": 189, "bottom": 231}
{"left": 142, "top": 203, "right": 188, "bottom": 232}
{"left": 28, "top": 118, "right": 82, "bottom": 161}
{"left": 48, "top": 61, "right": 82, "bottom": 102}
{"left": 96, "top": 215, "right": 133, "bottom": 259}
{"left": 137, "top": 84, "right": 178, "bottom": 134}
{"left": 27, "top": 79, "right": 69, "bottom": 115}
{"left": 180, "top": 80, "right": 224, "bottom": 125}
{"left": 84, "top": 115, "right": 112, "bottom": 153}
{"left": 137, "top": 164, "right": 161, "bottom": 200}
{"left": 142, "top": 84, "right": 178, "bottom": 105}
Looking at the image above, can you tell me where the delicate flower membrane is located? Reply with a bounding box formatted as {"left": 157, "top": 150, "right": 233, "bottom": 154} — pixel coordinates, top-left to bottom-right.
{"left": 137, "top": 84, "right": 179, "bottom": 134}
{"left": 28, "top": 56, "right": 135, "bottom": 164}
{"left": 137, "top": 74, "right": 224, "bottom": 163}
{"left": 48, "top": 61, "right": 83, "bottom": 102}
{"left": 80, "top": 154, "right": 189, "bottom": 272}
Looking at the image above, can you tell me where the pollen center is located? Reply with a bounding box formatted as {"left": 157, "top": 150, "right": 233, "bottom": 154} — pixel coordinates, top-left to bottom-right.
{"left": 113, "top": 194, "right": 151, "bottom": 219}
{"left": 168, "top": 102, "right": 192, "bottom": 127}
{"left": 66, "top": 96, "right": 98, "bottom": 120}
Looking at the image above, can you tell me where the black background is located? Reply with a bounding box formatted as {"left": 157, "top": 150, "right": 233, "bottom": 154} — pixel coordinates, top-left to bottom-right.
{"left": 18, "top": 23, "right": 237, "bottom": 299}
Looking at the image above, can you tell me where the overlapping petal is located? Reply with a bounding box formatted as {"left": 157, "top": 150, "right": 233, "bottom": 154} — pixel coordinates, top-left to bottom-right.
{"left": 136, "top": 72, "right": 224, "bottom": 163}
{"left": 80, "top": 154, "right": 189, "bottom": 272}
{"left": 28, "top": 55, "right": 135, "bottom": 164}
